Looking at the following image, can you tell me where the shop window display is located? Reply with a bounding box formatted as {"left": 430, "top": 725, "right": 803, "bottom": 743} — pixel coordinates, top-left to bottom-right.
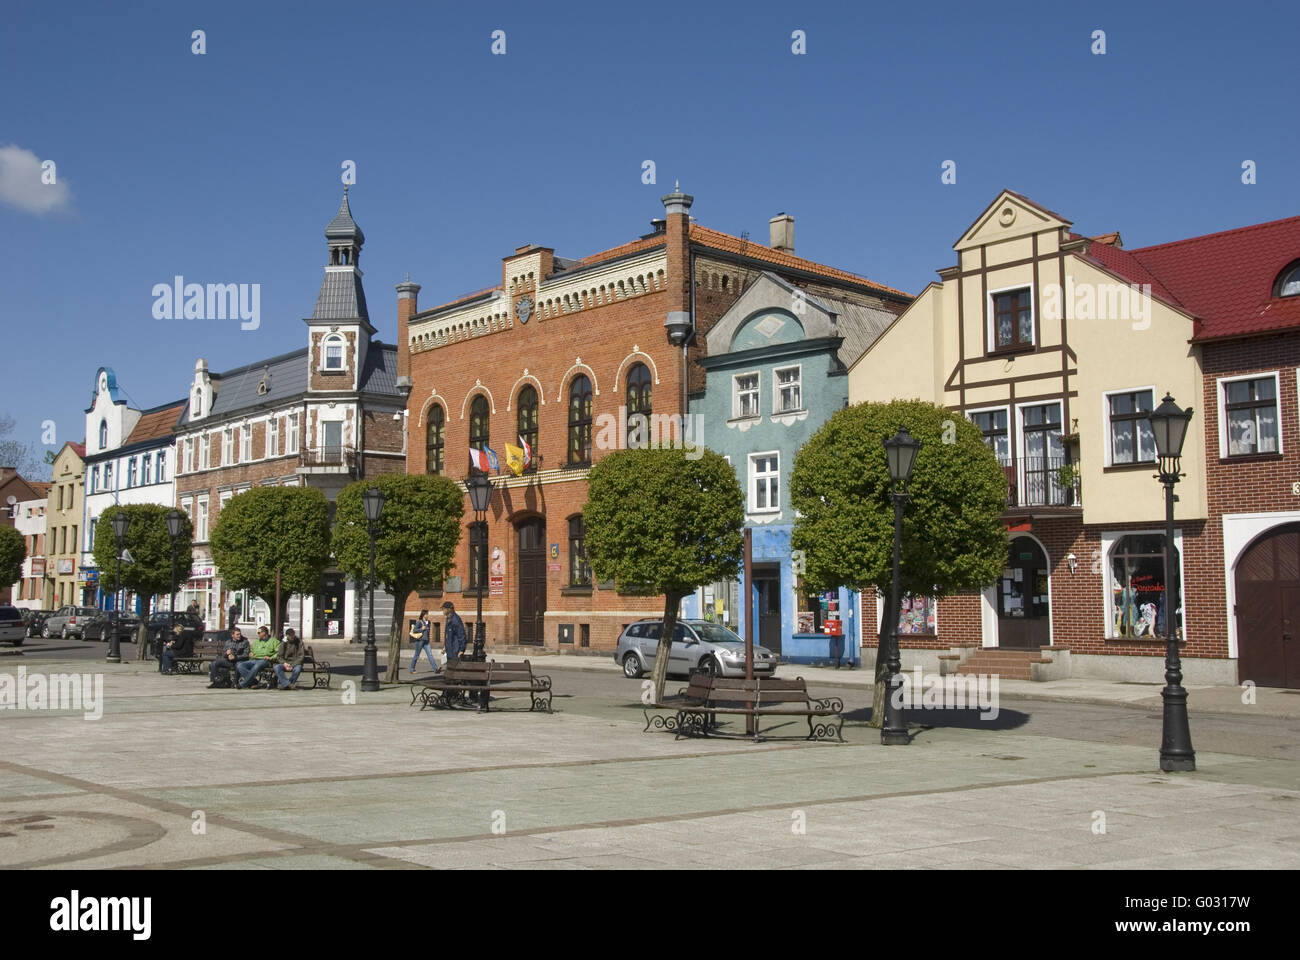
{"left": 1110, "top": 533, "right": 1180, "bottom": 639}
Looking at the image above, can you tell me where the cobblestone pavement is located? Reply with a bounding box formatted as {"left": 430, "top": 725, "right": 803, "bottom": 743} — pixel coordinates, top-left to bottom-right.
{"left": 2, "top": 657, "right": 1298, "bottom": 869}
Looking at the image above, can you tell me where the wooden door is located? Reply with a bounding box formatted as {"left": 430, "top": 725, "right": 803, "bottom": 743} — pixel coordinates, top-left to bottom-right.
{"left": 997, "top": 537, "right": 1050, "bottom": 649}
{"left": 1236, "top": 524, "right": 1300, "bottom": 689}
{"left": 517, "top": 519, "right": 546, "bottom": 645}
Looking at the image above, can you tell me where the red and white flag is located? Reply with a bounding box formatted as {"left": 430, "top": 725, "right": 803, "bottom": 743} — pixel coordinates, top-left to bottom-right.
{"left": 519, "top": 435, "right": 532, "bottom": 469}
{"left": 468, "top": 447, "right": 491, "bottom": 472}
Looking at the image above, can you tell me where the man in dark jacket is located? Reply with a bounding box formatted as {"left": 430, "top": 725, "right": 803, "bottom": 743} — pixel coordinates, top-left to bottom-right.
{"left": 442, "top": 601, "right": 468, "bottom": 664}
{"left": 208, "top": 627, "right": 250, "bottom": 688}
{"left": 274, "top": 627, "right": 307, "bottom": 690}
{"left": 159, "top": 624, "right": 194, "bottom": 675}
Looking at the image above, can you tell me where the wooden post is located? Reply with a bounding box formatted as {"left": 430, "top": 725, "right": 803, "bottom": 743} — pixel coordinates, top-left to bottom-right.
{"left": 274, "top": 566, "right": 281, "bottom": 637}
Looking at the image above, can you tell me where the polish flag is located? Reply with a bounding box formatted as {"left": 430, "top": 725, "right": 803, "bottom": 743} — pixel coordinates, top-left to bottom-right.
{"left": 469, "top": 447, "right": 490, "bottom": 472}
{"left": 519, "top": 435, "right": 532, "bottom": 469}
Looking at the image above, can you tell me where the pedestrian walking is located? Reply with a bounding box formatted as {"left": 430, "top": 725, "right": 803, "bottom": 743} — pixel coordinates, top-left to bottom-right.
{"left": 408, "top": 608, "right": 438, "bottom": 674}
{"left": 441, "top": 601, "right": 467, "bottom": 665}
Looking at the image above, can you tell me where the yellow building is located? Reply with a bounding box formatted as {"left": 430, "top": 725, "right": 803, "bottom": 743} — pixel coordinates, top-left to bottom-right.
{"left": 46, "top": 441, "right": 87, "bottom": 608}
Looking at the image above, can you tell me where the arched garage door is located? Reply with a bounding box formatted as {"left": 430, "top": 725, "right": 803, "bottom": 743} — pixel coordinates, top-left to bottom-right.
{"left": 1236, "top": 523, "right": 1300, "bottom": 689}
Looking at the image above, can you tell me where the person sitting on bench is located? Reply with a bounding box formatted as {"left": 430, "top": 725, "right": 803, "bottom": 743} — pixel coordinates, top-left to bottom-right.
{"left": 237, "top": 625, "right": 278, "bottom": 689}
{"left": 160, "top": 624, "right": 193, "bottom": 674}
{"left": 209, "top": 627, "right": 250, "bottom": 688}
{"left": 274, "top": 628, "right": 306, "bottom": 690}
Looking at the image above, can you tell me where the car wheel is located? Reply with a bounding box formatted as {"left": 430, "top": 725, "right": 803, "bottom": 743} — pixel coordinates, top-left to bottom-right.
{"left": 696, "top": 656, "right": 719, "bottom": 678}
{"left": 42, "top": 625, "right": 51, "bottom": 639}
{"left": 11, "top": 638, "right": 22, "bottom": 647}
{"left": 622, "top": 653, "right": 644, "bottom": 679}
{"left": 62, "top": 626, "right": 70, "bottom": 641}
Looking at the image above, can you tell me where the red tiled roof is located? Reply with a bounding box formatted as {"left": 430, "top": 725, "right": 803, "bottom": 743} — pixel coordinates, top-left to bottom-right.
{"left": 688, "top": 225, "right": 910, "bottom": 297}
{"left": 124, "top": 403, "right": 185, "bottom": 446}
{"left": 1079, "top": 216, "right": 1300, "bottom": 341}
{"left": 30, "top": 481, "right": 51, "bottom": 498}
{"left": 579, "top": 234, "right": 665, "bottom": 266}
{"left": 70, "top": 442, "right": 85, "bottom": 458}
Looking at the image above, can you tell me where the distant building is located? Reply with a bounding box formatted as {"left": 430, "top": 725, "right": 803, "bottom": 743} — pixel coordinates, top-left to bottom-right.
{"left": 44, "top": 443, "right": 86, "bottom": 607}
{"left": 3, "top": 472, "right": 46, "bottom": 607}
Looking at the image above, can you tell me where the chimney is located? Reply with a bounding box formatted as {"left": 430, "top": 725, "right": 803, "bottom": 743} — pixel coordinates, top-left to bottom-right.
{"left": 661, "top": 182, "right": 694, "bottom": 346}
{"left": 395, "top": 275, "right": 421, "bottom": 379}
{"left": 769, "top": 213, "right": 794, "bottom": 254}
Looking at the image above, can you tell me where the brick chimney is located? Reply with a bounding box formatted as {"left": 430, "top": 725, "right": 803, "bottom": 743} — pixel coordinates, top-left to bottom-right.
{"left": 661, "top": 182, "right": 694, "bottom": 346}
{"left": 769, "top": 213, "right": 794, "bottom": 254}
{"left": 395, "top": 275, "right": 421, "bottom": 379}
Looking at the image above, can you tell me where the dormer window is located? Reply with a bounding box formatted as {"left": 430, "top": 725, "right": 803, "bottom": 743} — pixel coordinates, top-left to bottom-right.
{"left": 321, "top": 333, "right": 345, "bottom": 372}
{"left": 191, "top": 389, "right": 202, "bottom": 419}
{"left": 1276, "top": 261, "right": 1300, "bottom": 298}
{"left": 98, "top": 420, "right": 107, "bottom": 449}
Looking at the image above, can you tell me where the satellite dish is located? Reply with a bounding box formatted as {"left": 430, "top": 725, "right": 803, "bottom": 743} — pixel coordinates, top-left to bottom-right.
{"left": 5, "top": 496, "right": 15, "bottom": 506}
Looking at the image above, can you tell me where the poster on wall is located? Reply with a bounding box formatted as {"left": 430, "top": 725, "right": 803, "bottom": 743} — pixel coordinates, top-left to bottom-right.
{"left": 897, "top": 595, "right": 937, "bottom": 635}
{"left": 489, "top": 547, "right": 505, "bottom": 596}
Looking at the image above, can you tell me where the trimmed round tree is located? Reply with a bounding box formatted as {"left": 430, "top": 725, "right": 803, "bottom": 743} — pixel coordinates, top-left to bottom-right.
{"left": 210, "top": 486, "right": 332, "bottom": 632}
{"left": 91, "top": 504, "right": 195, "bottom": 613}
{"left": 790, "top": 400, "right": 1008, "bottom": 725}
{"left": 332, "top": 473, "right": 465, "bottom": 683}
{"left": 584, "top": 447, "right": 744, "bottom": 702}
{"left": 0, "top": 524, "right": 26, "bottom": 592}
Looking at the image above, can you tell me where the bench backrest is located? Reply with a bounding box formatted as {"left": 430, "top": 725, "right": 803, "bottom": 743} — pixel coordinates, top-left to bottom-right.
{"left": 488, "top": 660, "right": 536, "bottom": 683}
{"left": 709, "top": 675, "right": 811, "bottom": 705}
{"left": 446, "top": 660, "right": 491, "bottom": 679}
{"left": 682, "top": 675, "right": 714, "bottom": 702}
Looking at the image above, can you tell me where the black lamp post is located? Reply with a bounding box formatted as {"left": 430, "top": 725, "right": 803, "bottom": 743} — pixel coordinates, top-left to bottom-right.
{"left": 881, "top": 426, "right": 922, "bottom": 745}
{"left": 164, "top": 509, "right": 185, "bottom": 672}
{"left": 106, "top": 510, "right": 130, "bottom": 664}
{"left": 1150, "top": 393, "right": 1196, "bottom": 772}
{"left": 361, "top": 486, "right": 385, "bottom": 692}
{"left": 467, "top": 473, "right": 492, "bottom": 663}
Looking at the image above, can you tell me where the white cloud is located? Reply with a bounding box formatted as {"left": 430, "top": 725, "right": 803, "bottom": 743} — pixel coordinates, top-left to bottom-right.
{"left": 0, "top": 144, "right": 74, "bottom": 214}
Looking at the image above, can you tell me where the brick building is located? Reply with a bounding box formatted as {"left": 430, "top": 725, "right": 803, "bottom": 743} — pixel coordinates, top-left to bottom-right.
{"left": 852, "top": 191, "right": 1300, "bottom": 687}
{"left": 400, "top": 188, "right": 909, "bottom": 653}
{"left": 173, "top": 191, "right": 405, "bottom": 638}
{"left": 5, "top": 476, "right": 48, "bottom": 608}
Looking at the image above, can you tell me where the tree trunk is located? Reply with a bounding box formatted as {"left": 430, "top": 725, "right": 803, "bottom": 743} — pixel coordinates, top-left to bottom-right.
{"left": 867, "top": 589, "right": 900, "bottom": 729}
{"left": 383, "top": 583, "right": 411, "bottom": 683}
{"left": 650, "top": 591, "right": 685, "bottom": 704}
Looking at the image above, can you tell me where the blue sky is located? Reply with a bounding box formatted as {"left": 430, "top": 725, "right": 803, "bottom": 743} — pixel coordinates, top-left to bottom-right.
{"left": 3, "top": 0, "right": 1297, "bottom": 478}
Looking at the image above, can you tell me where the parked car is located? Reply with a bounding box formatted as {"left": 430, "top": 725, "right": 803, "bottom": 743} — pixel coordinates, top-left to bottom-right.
{"left": 0, "top": 605, "right": 26, "bottom": 646}
{"left": 23, "top": 609, "right": 52, "bottom": 638}
{"left": 82, "top": 610, "right": 142, "bottom": 643}
{"left": 614, "top": 619, "right": 779, "bottom": 679}
{"left": 43, "top": 605, "right": 99, "bottom": 639}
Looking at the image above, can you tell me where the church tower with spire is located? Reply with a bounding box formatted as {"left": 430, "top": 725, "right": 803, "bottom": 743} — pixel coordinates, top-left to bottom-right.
{"left": 307, "top": 187, "right": 375, "bottom": 394}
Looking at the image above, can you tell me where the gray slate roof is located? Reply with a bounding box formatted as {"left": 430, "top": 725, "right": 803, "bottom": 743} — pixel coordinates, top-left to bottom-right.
{"left": 359, "top": 344, "right": 399, "bottom": 396}
{"left": 325, "top": 190, "right": 365, "bottom": 243}
{"left": 178, "top": 349, "right": 309, "bottom": 426}
{"left": 311, "top": 269, "right": 370, "bottom": 322}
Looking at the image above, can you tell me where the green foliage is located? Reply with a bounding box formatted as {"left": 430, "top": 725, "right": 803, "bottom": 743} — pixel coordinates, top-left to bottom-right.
{"left": 209, "top": 486, "right": 332, "bottom": 620}
{"left": 0, "top": 525, "right": 26, "bottom": 588}
{"left": 90, "top": 504, "right": 194, "bottom": 602}
{"left": 584, "top": 447, "right": 744, "bottom": 595}
{"left": 790, "top": 400, "right": 1008, "bottom": 599}
{"left": 332, "top": 474, "right": 465, "bottom": 598}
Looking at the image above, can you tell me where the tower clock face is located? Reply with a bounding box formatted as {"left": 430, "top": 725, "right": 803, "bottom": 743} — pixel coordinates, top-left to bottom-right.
{"left": 517, "top": 297, "right": 532, "bottom": 324}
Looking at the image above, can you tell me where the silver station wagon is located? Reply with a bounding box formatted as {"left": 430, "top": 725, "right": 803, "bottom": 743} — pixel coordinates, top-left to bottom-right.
{"left": 614, "top": 619, "right": 779, "bottom": 679}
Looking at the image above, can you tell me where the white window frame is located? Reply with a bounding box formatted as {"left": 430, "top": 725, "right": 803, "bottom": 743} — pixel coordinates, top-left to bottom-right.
{"left": 966, "top": 404, "right": 1012, "bottom": 464}
{"left": 181, "top": 497, "right": 193, "bottom": 527}
{"left": 1101, "top": 528, "right": 1187, "bottom": 641}
{"left": 320, "top": 418, "right": 345, "bottom": 451}
{"left": 1101, "top": 385, "right": 1157, "bottom": 468}
{"left": 266, "top": 417, "right": 279, "bottom": 458}
{"left": 157, "top": 449, "right": 167, "bottom": 483}
{"left": 986, "top": 283, "right": 1037, "bottom": 352}
{"left": 748, "top": 451, "right": 781, "bottom": 514}
{"left": 200, "top": 434, "right": 211, "bottom": 470}
{"left": 223, "top": 427, "right": 235, "bottom": 465}
{"left": 1217, "top": 371, "right": 1283, "bottom": 459}
{"left": 196, "top": 496, "right": 209, "bottom": 542}
{"left": 321, "top": 333, "right": 346, "bottom": 371}
{"left": 287, "top": 413, "right": 300, "bottom": 455}
{"left": 127, "top": 457, "right": 137, "bottom": 488}
{"left": 104, "top": 461, "right": 113, "bottom": 490}
{"left": 181, "top": 439, "right": 192, "bottom": 475}
{"left": 733, "top": 371, "right": 761, "bottom": 420}
{"left": 1015, "top": 398, "right": 1064, "bottom": 502}
{"left": 773, "top": 364, "right": 803, "bottom": 414}
{"left": 242, "top": 421, "right": 253, "bottom": 462}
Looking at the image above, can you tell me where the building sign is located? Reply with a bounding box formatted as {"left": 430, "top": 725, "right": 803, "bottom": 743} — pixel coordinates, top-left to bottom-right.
{"left": 549, "top": 543, "right": 559, "bottom": 560}
{"left": 30, "top": 559, "right": 45, "bottom": 577}
{"left": 190, "top": 562, "right": 215, "bottom": 579}
{"left": 57, "top": 558, "right": 74, "bottom": 575}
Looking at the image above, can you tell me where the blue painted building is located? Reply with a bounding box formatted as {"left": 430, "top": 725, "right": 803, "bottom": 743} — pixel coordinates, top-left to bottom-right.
{"left": 683, "top": 271, "right": 902, "bottom": 664}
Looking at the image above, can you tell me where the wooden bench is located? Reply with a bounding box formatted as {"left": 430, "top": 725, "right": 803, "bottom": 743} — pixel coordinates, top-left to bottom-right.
{"left": 242, "top": 646, "right": 331, "bottom": 689}
{"left": 169, "top": 638, "right": 228, "bottom": 676}
{"left": 168, "top": 641, "right": 330, "bottom": 689}
{"left": 409, "top": 659, "right": 552, "bottom": 713}
{"left": 644, "top": 675, "right": 843, "bottom": 742}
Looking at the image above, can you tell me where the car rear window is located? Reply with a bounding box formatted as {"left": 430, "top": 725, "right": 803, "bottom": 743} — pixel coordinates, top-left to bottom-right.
{"left": 78, "top": 607, "right": 98, "bottom": 616}
{"left": 0, "top": 608, "right": 22, "bottom": 622}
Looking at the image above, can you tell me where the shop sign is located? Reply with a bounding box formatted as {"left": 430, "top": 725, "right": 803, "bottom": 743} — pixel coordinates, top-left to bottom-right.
{"left": 30, "top": 559, "right": 45, "bottom": 577}
{"left": 190, "top": 562, "right": 215, "bottom": 579}
{"left": 57, "top": 558, "right": 75, "bottom": 575}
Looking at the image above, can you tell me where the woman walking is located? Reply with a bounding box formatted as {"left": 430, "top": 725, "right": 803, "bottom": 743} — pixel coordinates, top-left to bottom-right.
{"left": 408, "top": 609, "right": 438, "bottom": 674}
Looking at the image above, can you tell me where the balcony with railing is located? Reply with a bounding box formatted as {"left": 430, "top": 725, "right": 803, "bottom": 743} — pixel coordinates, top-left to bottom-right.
{"left": 298, "top": 445, "right": 358, "bottom": 475}
{"left": 1000, "top": 456, "right": 1080, "bottom": 509}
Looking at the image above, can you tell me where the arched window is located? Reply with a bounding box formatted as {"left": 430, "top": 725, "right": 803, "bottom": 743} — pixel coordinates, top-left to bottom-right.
{"left": 98, "top": 420, "right": 107, "bottom": 448}
{"left": 321, "top": 333, "right": 345, "bottom": 371}
{"left": 626, "top": 363, "right": 652, "bottom": 448}
{"left": 568, "top": 375, "right": 593, "bottom": 465}
{"left": 1276, "top": 261, "right": 1300, "bottom": 298}
{"left": 517, "top": 386, "right": 538, "bottom": 470}
{"left": 568, "top": 515, "right": 591, "bottom": 586}
{"left": 469, "top": 395, "right": 490, "bottom": 474}
{"left": 425, "top": 405, "right": 445, "bottom": 475}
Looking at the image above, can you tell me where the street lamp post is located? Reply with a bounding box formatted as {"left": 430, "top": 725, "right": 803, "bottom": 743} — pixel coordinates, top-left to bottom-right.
{"left": 106, "top": 510, "right": 130, "bottom": 664}
{"left": 467, "top": 474, "right": 492, "bottom": 663}
{"left": 881, "top": 426, "right": 922, "bottom": 746}
{"left": 361, "top": 486, "right": 385, "bottom": 692}
{"left": 164, "top": 509, "right": 185, "bottom": 672}
{"left": 1150, "top": 393, "right": 1196, "bottom": 772}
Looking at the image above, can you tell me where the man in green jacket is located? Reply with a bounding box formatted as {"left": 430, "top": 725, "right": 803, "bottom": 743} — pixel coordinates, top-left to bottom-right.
{"left": 274, "top": 627, "right": 307, "bottom": 690}
{"left": 236, "top": 625, "right": 279, "bottom": 688}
